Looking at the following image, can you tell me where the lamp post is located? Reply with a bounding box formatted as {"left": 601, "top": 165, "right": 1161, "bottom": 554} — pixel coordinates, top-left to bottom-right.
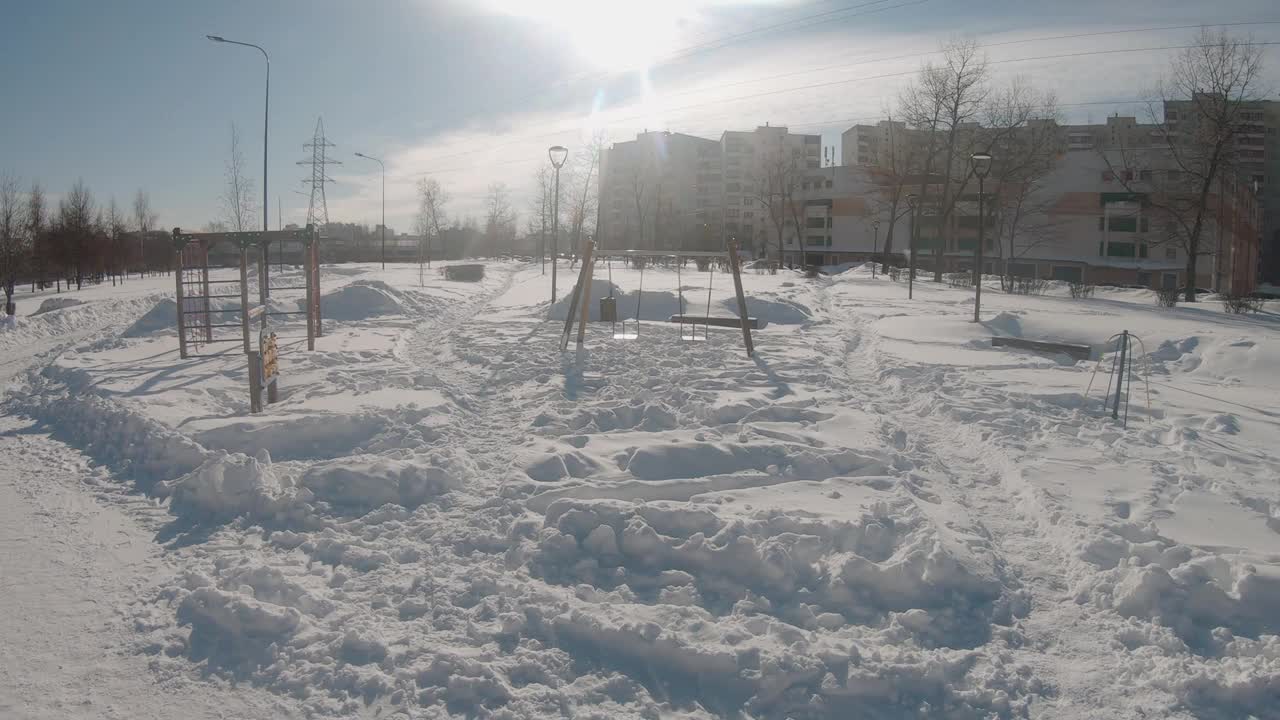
{"left": 207, "top": 35, "right": 268, "bottom": 234}
{"left": 548, "top": 145, "right": 568, "bottom": 304}
{"left": 970, "top": 152, "right": 993, "bottom": 323}
{"left": 354, "top": 152, "right": 386, "bottom": 269}
{"left": 906, "top": 194, "right": 919, "bottom": 299}
{"left": 871, "top": 218, "right": 881, "bottom": 279}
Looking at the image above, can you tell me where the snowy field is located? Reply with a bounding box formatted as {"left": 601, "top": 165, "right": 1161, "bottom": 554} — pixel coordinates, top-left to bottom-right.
{"left": 2, "top": 260, "right": 1278, "bottom": 719}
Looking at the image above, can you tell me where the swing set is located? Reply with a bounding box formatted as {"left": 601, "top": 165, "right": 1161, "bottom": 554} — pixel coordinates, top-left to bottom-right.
{"left": 559, "top": 238, "right": 757, "bottom": 358}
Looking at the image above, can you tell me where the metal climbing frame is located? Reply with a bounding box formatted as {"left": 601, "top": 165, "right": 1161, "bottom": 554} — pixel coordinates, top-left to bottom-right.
{"left": 172, "top": 225, "right": 322, "bottom": 359}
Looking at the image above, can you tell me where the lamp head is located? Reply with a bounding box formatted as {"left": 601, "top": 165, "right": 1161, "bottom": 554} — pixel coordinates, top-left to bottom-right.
{"left": 354, "top": 152, "right": 367, "bottom": 158}
{"left": 548, "top": 145, "right": 569, "bottom": 168}
{"left": 971, "top": 152, "right": 993, "bottom": 180}
{"left": 206, "top": 35, "right": 225, "bottom": 42}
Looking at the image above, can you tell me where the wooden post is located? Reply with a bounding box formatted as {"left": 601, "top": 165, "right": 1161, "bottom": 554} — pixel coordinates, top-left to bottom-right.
{"left": 575, "top": 238, "right": 596, "bottom": 348}
{"left": 239, "top": 244, "right": 252, "bottom": 355}
{"left": 559, "top": 249, "right": 593, "bottom": 351}
{"left": 248, "top": 350, "right": 263, "bottom": 414}
{"left": 728, "top": 239, "right": 754, "bottom": 358}
{"left": 174, "top": 234, "right": 188, "bottom": 360}
{"left": 1112, "top": 330, "right": 1127, "bottom": 420}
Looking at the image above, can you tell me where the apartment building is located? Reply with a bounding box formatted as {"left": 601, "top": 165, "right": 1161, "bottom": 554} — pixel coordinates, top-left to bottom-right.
{"left": 599, "top": 130, "right": 721, "bottom": 252}
{"left": 836, "top": 113, "right": 1262, "bottom": 291}
{"left": 598, "top": 125, "right": 822, "bottom": 257}
{"left": 1164, "top": 98, "right": 1278, "bottom": 283}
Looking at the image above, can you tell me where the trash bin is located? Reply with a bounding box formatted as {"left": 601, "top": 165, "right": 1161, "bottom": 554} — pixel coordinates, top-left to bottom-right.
{"left": 599, "top": 296, "right": 617, "bottom": 323}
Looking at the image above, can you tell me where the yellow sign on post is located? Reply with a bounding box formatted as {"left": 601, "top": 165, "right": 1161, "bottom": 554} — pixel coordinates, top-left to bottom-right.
{"left": 261, "top": 330, "right": 279, "bottom": 404}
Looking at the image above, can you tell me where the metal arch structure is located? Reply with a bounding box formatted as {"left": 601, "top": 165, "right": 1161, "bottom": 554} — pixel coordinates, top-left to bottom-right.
{"left": 560, "top": 239, "right": 755, "bottom": 357}
{"left": 172, "top": 224, "right": 322, "bottom": 359}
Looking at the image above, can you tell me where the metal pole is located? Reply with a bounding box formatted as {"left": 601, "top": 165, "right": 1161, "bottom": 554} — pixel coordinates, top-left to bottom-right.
{"left": 239, "top": 244, "right": 251, "bottom": 355}
{"left": 1112, "top": 330, "right": 1128, "bottom": 420}
{"left": 380, "top": 162, "right": 386, "bottom": 270}
{"left": 974, "top": 177, "right": 985, "bottom": 323}
{"left": 174, "top": 235, "right": 188, "bottom": 359}
{"left": 728, "top": 239, "right": 754, "bottom": 358}
{"left": 552, "top": 166, "right": 561, "bottom": 303}
{"left": 909, "top": 208, "right": 917, "bottom": 299}
{"left": 872, "top": 223, "right": 879, "bottom": 279}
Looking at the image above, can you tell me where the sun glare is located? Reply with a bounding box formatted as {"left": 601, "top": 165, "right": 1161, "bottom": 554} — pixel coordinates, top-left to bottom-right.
{"left": 485, "top": 0, "right": 689, "bottom": 72}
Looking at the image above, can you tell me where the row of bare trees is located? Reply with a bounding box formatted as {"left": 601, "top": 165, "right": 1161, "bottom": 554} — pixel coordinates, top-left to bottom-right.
{"left": 873, "top": 28, "right": 1264, "bottom": 302}
{"left": 0, "top": 175, "right": 162, "bottom": 314}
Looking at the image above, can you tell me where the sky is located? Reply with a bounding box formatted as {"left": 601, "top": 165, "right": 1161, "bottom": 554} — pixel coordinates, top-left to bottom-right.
{"left": 1, "top": 0, "right": 1277, "bottom": 235}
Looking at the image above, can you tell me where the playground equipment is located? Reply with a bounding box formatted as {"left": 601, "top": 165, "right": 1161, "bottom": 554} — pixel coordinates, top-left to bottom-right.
{"left": 172, "top": 225, "right": 321, "bottom": 414}
{"left": 560, "top": 239, "right": 755, "bottom": 358}
{"left": 1084, "top": 330, "right": 1151, "bottom": 428}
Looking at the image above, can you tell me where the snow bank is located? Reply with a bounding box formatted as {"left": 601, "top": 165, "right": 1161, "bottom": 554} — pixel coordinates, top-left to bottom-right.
{"left": 547, "top": 279, "right": 686, "bottom": 322}
{"left": 122, "top": 298, "right": 178, "bottom": 336}
{"left": 163, "top": 450, "right": 313, "bottom": 521}
{"left": 301, "top": 451, "right": 468, "bottom": 511}
{"left": 319, "top": 280, "right": 409, "bottom": 321}
{"left": 31, "top": 297, "right": 85, "bottom": 314}
{"left": 719, "top": 296, "right": 811, "bottom": 325}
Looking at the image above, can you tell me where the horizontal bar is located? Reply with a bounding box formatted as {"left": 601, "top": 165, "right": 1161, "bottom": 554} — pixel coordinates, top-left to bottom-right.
{"left": 204, "top": 279, "right": 244, "bottom": 285}
{"left": 190, "top": 338, "right": 244, "bottom": 344}
{"left": 194, "top": 323, "right": 246, "bottom": 329}
{"left": 270, "top": 285, "right": 310, "bottom": 291}
{"left": 599, "top": 250, "right": 730, "bottom": 258}
{"left": 265, "top": 311, "right": 307, "bottom": 316}
{"left": 182, "top": 309, "right": 242, "bottom": 316}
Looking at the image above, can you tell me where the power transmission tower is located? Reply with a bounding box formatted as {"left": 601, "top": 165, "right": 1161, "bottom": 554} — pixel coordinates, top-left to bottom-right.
{"left": 298, "top": 117, "right": 339, "bottom": 229}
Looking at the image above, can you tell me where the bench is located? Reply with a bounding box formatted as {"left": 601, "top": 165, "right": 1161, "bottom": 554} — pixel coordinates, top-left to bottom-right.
{"left": 668, "top": 315, "right": 760, "bottom": 329}
{"left": 991, "top": 336, "right": 1091, "bottom": 361}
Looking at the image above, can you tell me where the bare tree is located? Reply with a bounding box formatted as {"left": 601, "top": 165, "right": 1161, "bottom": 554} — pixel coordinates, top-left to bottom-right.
{"left": 751, "top": 146, "right": 803, "bottom": 270}
{"left": 414, "top": 177, "right": 449, "bottom": 280}
{"left": 567, "top": 133, "right": 604, "bottom": 257}
{"left": 484, "top": 182, "right": 514, "bottom": 257}
{"left": 977, "top": 80, "right": 1064, "bottom": 290}
{"left": 528, "top": 166, "right": 553, "bottom": 264}
{"left": 133, "top": 189, "right": 158, "bottom": 277}
{"left": 0, "top": 176, "right": 26, "bottom": 315}
{"left": 900, "top": 38, "right": 991, "bottom": 281}
{"left": 220, "top": 124, "right": 257, "bottom": 232}
{"left": 1105, "top": 28, "right": 1265, "bottom": 301}
{"left": 628, "top": 161, "right": 650, "bottom": 251}
{"left": 105, "top": 198, "right": 128, "bottom": 286}
{"left": 26, "top": 183, "right": 47, "bottom": 291}
{"left": 53, "top": 180, "right": 97, "bottom": 291}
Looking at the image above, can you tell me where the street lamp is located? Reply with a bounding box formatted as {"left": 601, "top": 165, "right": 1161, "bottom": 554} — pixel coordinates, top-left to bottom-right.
{"left": 207, "top": 35, "right": 269, "bottom": 234}
{"left": 548, "top": 145, "right": 568, "bottom": 304}
{"left": 906, "top": 194, "right": 919, "bottom": 299}
{"left": 970, "top": 152, "right": 993, "bottom": 323}
{"left": 354, "top": 152, "right": 386, "bottom": 270}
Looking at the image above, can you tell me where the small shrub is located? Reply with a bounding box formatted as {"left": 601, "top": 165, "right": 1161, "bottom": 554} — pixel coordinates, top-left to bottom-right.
{"left": 1221, "top": 294, "right": 1263, "bottom": 314}
{"left": 889, "top": 267, "right": 903, "bottom": 282}
{"left": 946, "top": 272, "right": 972, "bottom": 289}
{"left": 1009, "top": 276, "right": 1048, "bottom": 295}
{"left": 1068, "top": 282, "right": 1095, "bottom": 299}
{"left": 1155, "top": 287, "right": 1180, "bottom": 308}
{"left": 803, "top": 265, "right": 821, "bottom": 279}
{"left": 631, "top": 255, "right": 647, "bottom": 270}
{"left": 694, "top": 256, "right": 711, "bottom": 272}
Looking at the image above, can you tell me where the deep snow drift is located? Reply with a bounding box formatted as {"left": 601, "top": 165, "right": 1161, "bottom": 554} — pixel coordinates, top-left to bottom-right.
{"left": 3, "top": 260, "right": 1279, "bottom": 718}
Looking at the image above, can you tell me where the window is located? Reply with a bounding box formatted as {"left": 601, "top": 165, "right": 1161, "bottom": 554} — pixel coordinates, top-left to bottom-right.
{"left": 1139, "top": 244, "right": 1148, "bottom": 258}
{"left": 1162, "top": 272, "right": 1177, "bottom": 290}
{"left": 743, "top": 211, "right": 755, "bottom": 219}
{"left": 743, "top": 198, "right": 754, "bottom": 206}
{"left": 1139, "top": 170, "right": 1152, "bottom": 182}
{"left": 1098, "top": 217, "right": 1105, "bottom": 231}
{"left": 806, "top": 235, "right": 827, "bottom": 246}
{"left": 1052, "top": 266, "right": 1083, "bottom": 283}
{"left": 1166, "top": 247, "right": 1177, "bottom": 260}
{"left": 825, "top": 180, "right": 833, "bottom": 188}
{"left": 807, "top": 217, "right": 827, "bottom": 229}
{"left": 1137, "top": 271, "right": 1151, "bottom": 286}
{"left": 1106, "top": 242, "right": 1136, "bottom": 257}
{"left": 725, "top": 209, "right": 740, "bottom": 218}
{"left": 1109, "top": 217, "right": 1138, "bottom": 233}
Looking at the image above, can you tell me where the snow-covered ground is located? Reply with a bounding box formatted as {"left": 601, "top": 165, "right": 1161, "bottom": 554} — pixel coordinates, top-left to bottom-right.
{"left": 2, "top": 260, "right": 1278, "bottom": 718}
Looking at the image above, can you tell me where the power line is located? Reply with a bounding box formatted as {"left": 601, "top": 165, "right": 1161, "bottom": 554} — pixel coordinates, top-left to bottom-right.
{"left": 394, "top": 39, "right": 1279, "bottom": 180}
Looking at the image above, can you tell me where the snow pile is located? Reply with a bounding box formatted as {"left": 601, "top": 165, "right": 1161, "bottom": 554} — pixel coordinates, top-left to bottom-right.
{"left": 31, "top": 297, "right": 85, "bottom": 314}
{"left": 320, "top": 280, "right": 410, "bottom": 321}
{"left": 301, "top": 450, "right": 469, "bottom": 511}
{"left": 162, "top": 450, "right": 308, "bottom": 520}
{"left": 10, "top": 374, "right": 210, "bottom": 490}
{"left": 547, "top": 279, "right": 687, "bottom": 322}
